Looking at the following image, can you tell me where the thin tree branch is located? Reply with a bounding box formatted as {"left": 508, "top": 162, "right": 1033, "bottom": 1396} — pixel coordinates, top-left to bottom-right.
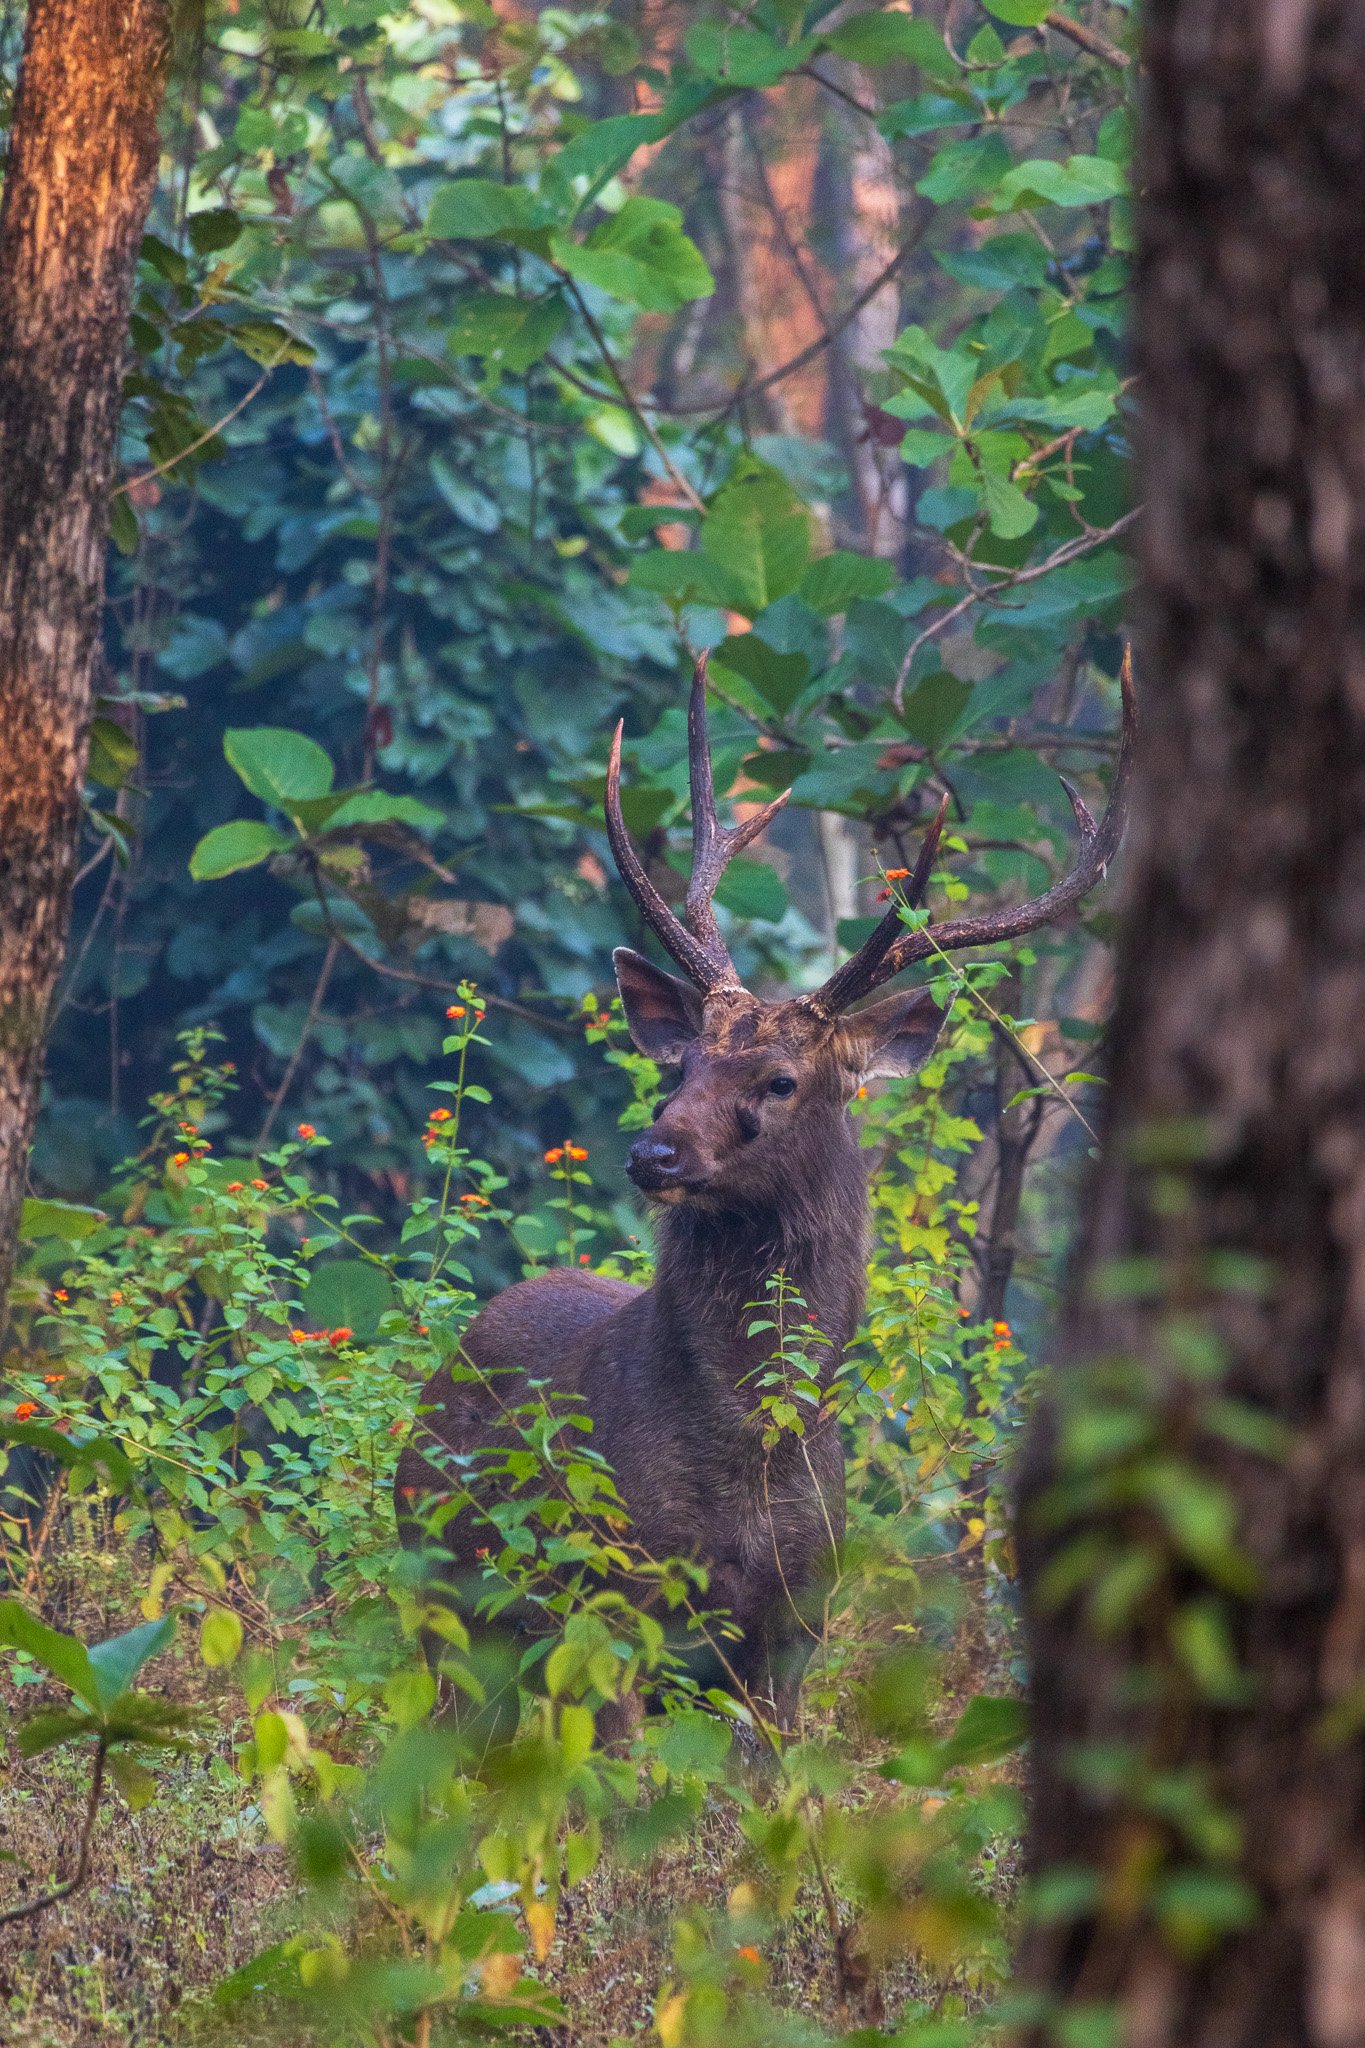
{"left": 893, "top": 507, "right": 1142, "bottom": 711}
{"left": 1043, "top": 9, "right": 1130, "bottom": 70}
{"left": 113, "top": 358, "right": 284, "bottom": 497}
{"left": 256, "top": 936, "right": 339, "bottom": 1149}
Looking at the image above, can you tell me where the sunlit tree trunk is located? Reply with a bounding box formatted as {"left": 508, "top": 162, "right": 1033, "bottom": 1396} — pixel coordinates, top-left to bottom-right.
{"left": 1017, "top": 3, "right": 1365, "bottom": 2039}
{"left": 0, "top": 0, "right": 170, "bottom": 1324}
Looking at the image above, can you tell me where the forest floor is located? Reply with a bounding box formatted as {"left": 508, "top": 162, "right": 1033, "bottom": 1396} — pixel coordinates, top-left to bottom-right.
{"left": 0, "top": 1530, "right": 1017, "bottom": 2048}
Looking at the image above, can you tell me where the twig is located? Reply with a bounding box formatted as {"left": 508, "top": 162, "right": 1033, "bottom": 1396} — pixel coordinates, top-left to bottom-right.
{"left": 559, "top": 278, "right": 706, "bottom": 513}
{"left": 305, "top": 879, "right": 579, "bottom": 1034}
{"left": 20, "top": 1471, "right": 67, "bottom": 1602}
{"left": 1043, "top": 8, "right": 1130, "bottom": 70}
{"left": 667, "top": 229, "right": 926, "bottom": 418}
{"left": 893, "top": 507, "right": 1141, "bottom": 711}
{"left": 256, "top": 937, "right": 339, "bottom": 1149}
{"left": 113, "top": 358, "right": 284, "bottom": 497}
{"left": 0, "top": 1743, "right": 106, "bottom": 1927}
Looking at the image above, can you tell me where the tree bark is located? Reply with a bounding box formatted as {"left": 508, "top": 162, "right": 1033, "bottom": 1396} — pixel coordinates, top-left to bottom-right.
{"left": 0, "top": 0, "right": 170, "bottom": 1322}
{"left": 1016, "top": 4, "right": 1365, "bottom": 2041}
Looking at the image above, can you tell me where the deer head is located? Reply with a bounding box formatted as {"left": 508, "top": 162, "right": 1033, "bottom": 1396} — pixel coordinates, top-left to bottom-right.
{"left": 607, "top": 653, "right": 1134, "bottom": 1206}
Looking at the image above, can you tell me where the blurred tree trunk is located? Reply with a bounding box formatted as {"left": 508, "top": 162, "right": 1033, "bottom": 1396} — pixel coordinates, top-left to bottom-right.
{"left": 0, "top": 0, "right": 170, "bottom": 1326}
{"left": 1017, "top": 4, "right": 1365, "bottom": 2040}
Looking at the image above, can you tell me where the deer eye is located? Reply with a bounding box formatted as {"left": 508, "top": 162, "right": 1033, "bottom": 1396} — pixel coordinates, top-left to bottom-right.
{"left": 767, "top": 1075, "right": 798, "bottom": 1099}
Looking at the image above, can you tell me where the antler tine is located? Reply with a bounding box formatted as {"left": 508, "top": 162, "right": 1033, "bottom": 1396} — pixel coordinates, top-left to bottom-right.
{"left": 605, "top": 719, "right": 727, "bottom": 991}
{"left": 809, "top": 647, "right": 1136, "bottom": 1012}
{"left": 682, "top": 653, "right": 792, "bottom": 968}
{"left": 807, "top": 794, "right": 948, "bottom": 1017}
{"left": 873, "top": 643, "right": 1136, "bottom": 984}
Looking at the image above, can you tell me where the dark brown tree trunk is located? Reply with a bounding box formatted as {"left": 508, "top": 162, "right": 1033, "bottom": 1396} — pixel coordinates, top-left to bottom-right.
{"left": 1016, "top": 5, "right": 1365, "bottom": 2041}
{"left": 0, "top": 0, "right": 170, "bottom": 1322}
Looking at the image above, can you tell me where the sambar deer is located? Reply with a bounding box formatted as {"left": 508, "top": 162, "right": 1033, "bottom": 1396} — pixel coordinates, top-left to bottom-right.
{"left": 396, "top": 654, "right": 1133, "bottom": 1738}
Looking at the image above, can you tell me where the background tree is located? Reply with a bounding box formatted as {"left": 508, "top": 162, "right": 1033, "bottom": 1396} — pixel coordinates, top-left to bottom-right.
{"left": 1018, "top": 2, "right": 1365, "bottom": 2037}
{"left": 0, "top": 0, "right": 171, "bottom": 1320}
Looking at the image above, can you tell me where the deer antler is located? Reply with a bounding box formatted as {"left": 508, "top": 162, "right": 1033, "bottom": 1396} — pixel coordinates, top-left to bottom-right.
{"left": 605, "top": 653, "right": 791, "bottom": 994}
{"left": 809, "top": 646, "right": 1136, "bottom": 1014}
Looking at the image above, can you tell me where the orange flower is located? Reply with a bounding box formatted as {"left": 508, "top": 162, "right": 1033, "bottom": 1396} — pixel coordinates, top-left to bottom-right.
{"left": 296, "top": 1122, "right": 316, "bottom": 1140}
{"left": 459, "top": 1193, "right": 489, "bottom": 1207}
{"left": 223, "top": 1061, "right": 236, "bottom": 1073}
{"left": 111, "top": 1290, "right": 123, "bottom": 1306}
{"left": 429, "top": 1107, "right": 452, "bottom": 1122}
{"left": 328, "top": 1327, "right": 353, "bottom": 1347}
{"left": 179, "top": 1121, "right": 198, "bottom": 1135}
{"left": 544, "top": 1147, "right": 564, "bottom": 1164}
{"left": 475, "top": 1545, "right": 490, "bottom": 1560}
{"left": 855, "top": 1086, "right": 867, "bottom": 1099}
{"left": 172, "top": 1151, "right": 190, "bottom": 1167}
{"left": 417, "top": 1325, "right": 430, "bottom": 1336}
{"left": 53, "top": 1289, "right": 68, "bottom": 1303}
{"left": 226, "top": 1181, "right": 244, "bottom": 1193}
{"left": 884, "top": 867, "right": 910, "bottom": 882}
{"left": 473, "top": 1008, "right": 485, "bottom": 1020}
{"left": 422, "top": 1134, "right": 435, "bottom": 1149}
{"left": 14, "top": 1403, "right": 37, "bottom": 1420}
{"left": 251, "top": 1178, "right": 269, "bottom": 1191}
{"left": 993, "top": 1321, "right": 1011, "bottom": 1337}
{"left": 567, "top": 1144, "right": 588, "bottom": 1161}
{"left": 289, "top": 1329, "right": 309, "bottom": 1345}
{"left": 875, "top": 888, "right": 892, "bottom": 902}
{"left": 737, "top": 1945, "right": 762, "bottom": 1965}
{"left": 446, "top": 1004, "right": 466, "bottom": 1019}
{"left": 388, "top": 1419, "right": 405, "bottom": 1437}
{"left": 43, "top": 1374, "right": 62, "bottom": 1385}
{"left": 401, "top": 1485, "right": 417, "bottom": 1499}
{"left": 578, "top": 1253, "right": 591, "bottom": 1265}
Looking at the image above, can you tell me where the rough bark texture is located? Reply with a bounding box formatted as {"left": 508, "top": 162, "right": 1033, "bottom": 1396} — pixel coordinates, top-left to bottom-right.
{"left": 1016, "top": 3, "right": 1365, "bottom": 2041}
{"left": 0, "top": 0, "right": 170, "bottom": 1320}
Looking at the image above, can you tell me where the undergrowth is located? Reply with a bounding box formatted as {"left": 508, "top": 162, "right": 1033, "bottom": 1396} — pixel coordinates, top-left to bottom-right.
{"left": 0, "top": 988, "right": 1032, "bottom": 2047}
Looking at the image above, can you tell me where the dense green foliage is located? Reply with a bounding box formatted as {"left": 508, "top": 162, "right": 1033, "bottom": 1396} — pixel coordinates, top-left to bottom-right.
{"left": 0, "top": 1, "right": 1140, "bottom": 2038}
{"left": 19, "top": 0, "right": 1133, "bottom": 1326}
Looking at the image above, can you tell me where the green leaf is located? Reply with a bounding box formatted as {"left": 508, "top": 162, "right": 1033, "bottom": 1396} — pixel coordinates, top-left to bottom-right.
{"left": 984, "top": 0, "right": 1050, "bottom": 22}
{"left": 699, "top": 462, "right": 811, "bottom": 615}
{"left": 87, "top": 1616, "right": 176, "bottom": 1712}
{"left": 229, "top": 320, "right": 315, "bottom": 367}
{"left": 16, "top": 1707, "right": 100, "bottom": 1758}
{"left": 109, "top": 495, "right": 139, "bottom": 557}
{"left": 87, "top": 716, "right": 140, "bottom": 790}
{"left": 799, "top": 551, "right": 895, "bottom": 615}
{"left": 826, "top": 12, "right": 959, "bottom": 82}
{"left": 300, "top": 1259, "right": 397, "bottom": 1341}
{"left": 552, "top": 197, "right": 713, "bottom": 314}
{"left": 712, "top": 857, "right": 788, "bottom": 923}
{"left": 980, "top": 467, "right": 1039, "bottom": 538}
{"left": 224, "top": 727, "right": 335, "bottom": 808}
{"left": 0, "top": 1424, "right": 135, "bottom": 1492}
{"left": 992, "top": 154, "right": 1129, "bottom": 213}
{"left": 106, "top": 1751, "right": 159, "bottom": 1810}
{"left": 189, "top": 820, "right": 294, "bottom": 881}
{"left": 900, "top": 672, "right": 973, "bottom": 750}
{"left": 0, "top": 1601, "right": 99, "bottom": 1710}
{"left": 427, "top": 178, "right": 545, "bottom": 241}
{"left": 684, "top": 21, "right": 816, "bottom": 86}
{"left": 447, "top": 290, "right": 567, "bottom": 372}
{"left": 200, "top": 1608, "right": 244, "bottom": 1670}
{"left": 915, "top": 132, "right": 1013, "bottom": 205}
{"left": 711, "top": 633, "right": 809, "bottom": 713}
{"left": 321, "top": 790, "right": 446, "bottom": 837}
{"left": 188, "top": 208, "right": 244, "bottom": 255}
{"left": 20, "top": 1198, "right": 105, "bottom": 1241}
{"left": 938, "top": 1693, "right": 1028, "bottom": 1769}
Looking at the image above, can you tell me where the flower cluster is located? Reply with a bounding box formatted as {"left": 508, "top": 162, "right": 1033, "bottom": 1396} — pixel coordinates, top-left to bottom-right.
{"left": 544, "top": 1143, "right": 588, "bottom": 1166}
{"left": 875, "top": 865, "right": 912, "bottom": 904}
{"left": 993, "top": 1320, "right": 1012, "bottom": 1351}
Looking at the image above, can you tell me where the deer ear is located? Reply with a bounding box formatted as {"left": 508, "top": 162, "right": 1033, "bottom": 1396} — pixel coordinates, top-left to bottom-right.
{"left": 613, "top": 948, "right": 706, "bottom": 1061}
{"left": 834, "top": 987, "right": 947, "bottom": 1086}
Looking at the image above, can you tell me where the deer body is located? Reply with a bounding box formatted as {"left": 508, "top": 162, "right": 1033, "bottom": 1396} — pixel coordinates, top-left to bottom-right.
{"left": 397, "top": 654, "right": 1133, "bottom": 1738}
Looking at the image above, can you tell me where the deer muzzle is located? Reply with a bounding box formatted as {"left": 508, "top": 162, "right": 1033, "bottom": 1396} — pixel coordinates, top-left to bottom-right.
{"left": 625, "top": 1135, "right": 687, "bottom": 1196}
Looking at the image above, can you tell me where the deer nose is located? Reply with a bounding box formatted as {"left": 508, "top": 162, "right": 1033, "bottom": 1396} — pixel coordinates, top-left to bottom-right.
{"left": 626, "top": 1136, "right": 682, "bottom": 1192}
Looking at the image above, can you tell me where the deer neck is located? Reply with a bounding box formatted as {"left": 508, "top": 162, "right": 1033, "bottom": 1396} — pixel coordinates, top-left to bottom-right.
{"left": 647, "top": 1122, "right": 870, "bottom": 1396}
